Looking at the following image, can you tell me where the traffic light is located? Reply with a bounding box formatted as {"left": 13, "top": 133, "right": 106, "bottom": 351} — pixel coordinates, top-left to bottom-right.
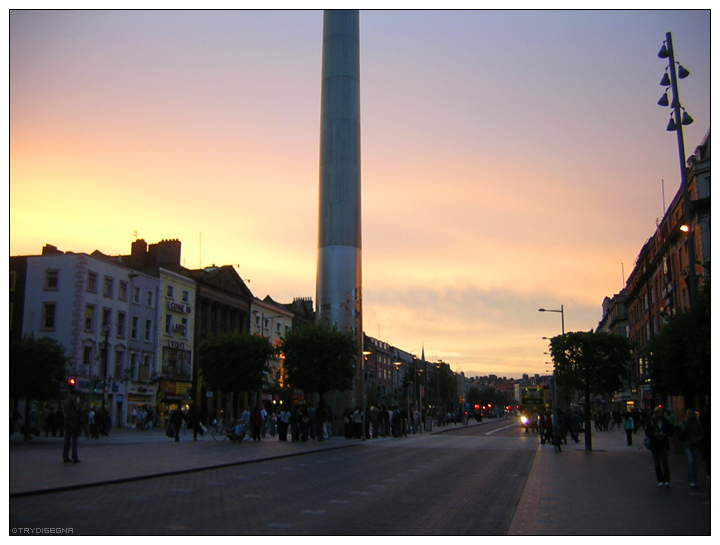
{"left": 68, "top": 377, "right": 76, "bottom": 388}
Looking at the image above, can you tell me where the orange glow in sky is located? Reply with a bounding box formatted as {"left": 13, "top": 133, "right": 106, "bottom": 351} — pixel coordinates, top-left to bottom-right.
{"left": 9, "top": 10, "right": 711, "bottom": 378}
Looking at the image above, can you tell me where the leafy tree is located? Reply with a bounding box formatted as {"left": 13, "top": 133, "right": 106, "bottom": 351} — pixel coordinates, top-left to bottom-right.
{"left": 466, "top": 385, "right": 482, "bottom": 407}
{"left": 550, "top": 331, "right": 631, "bottom": 450}
{"left": 10, "top": 335, "right": 69, "bottom": 440}
{"left": 648, "top": 279, "right": 711, "bottom": 401}
{"left": 280, "top": 323, "right": 359, "bottom": 407}
{"left": 198, "top": 333, "right": 275, "bottom": 413}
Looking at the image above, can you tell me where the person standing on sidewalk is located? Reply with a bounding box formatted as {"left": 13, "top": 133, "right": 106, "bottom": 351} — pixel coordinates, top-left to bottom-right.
{"left": 678, "top": 409, "right": 704, "bottom": 488}
{"left": 62, "top": 389, "right": 81, "bottom": 463}
{"left": 170, "top": 407, "right": 186, "bottom": 442}
{"left": 187, "top": 404, "right": 203, "bottom": 441}
{"left": 623, "top": 412, "right": 635, "bottom": 446}
{"left": 645, "top": 407, "right": 673, "bottom": 487}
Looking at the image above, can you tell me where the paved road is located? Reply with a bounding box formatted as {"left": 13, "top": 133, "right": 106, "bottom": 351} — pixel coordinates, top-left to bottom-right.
{"left": 10, "top": 418, "right": 711, "bottom": 535}
{"left": 10, "top": 420, "right": 534, "bottom": 535}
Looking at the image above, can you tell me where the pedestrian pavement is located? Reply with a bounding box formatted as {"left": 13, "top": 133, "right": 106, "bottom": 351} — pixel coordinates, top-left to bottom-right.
{"left": 8, "top": 422, "right": 712, "bottom": 535}
{"left": 8, "top": 425, "right": 355, "bottom": 497}
{"left": 507, "top": 427, "right": 712, "bottom": 535}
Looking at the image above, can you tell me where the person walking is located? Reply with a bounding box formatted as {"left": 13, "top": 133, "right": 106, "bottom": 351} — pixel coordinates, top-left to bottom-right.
{"left": 278, "top": 406, "right": 290, "bottom": 441}
{"left": 623, "top": 412, "right": 635, "bottom": 446}
{"left": 678, "top": 409, "right": 704, "bottom": 488}
{"left": 251, "top": 406, "right": 264, "bottom": 441}
{"left": 170, "top": 407, "right": 186, "bottom": 442}
{"left": 645, "top": 407, "right": 673, "bottom": 487}
{"left": 187, "top": 405, "right": 203, "bottom": 441}
{"left": 89, "top": 405, "right": 99, "bottom": 439}
{"left": 343, "top": 408, "right": 352, "bottom": 439}
{"left": 62, "top": 388, "right": 81, "bottom": 463}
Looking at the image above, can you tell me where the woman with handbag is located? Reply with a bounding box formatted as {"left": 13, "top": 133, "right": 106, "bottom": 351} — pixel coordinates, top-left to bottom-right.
{"left": 645, "top": 407, "right": 673, "bottom": 487}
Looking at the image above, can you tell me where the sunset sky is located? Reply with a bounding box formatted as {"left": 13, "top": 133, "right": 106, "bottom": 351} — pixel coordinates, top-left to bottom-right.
{"left": 9, "top": 9, "right": 711, "bottom": 379}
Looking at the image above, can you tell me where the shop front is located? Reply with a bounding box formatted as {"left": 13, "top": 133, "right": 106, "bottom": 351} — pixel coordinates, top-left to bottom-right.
{"left": 125, "top": 382, "right": 159, "bottom": 428}
{"left": 157, "top": 379, "right": 192, "bottom": 426}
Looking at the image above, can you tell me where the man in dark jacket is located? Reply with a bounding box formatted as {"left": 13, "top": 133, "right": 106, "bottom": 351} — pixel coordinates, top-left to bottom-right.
{"left": 645, "top": 407, "right": 674, "bottom": 486}
{"left": 62, "top": 389, "right": 81, "bottom": 463}
{"left": 170, "top": 408, "right": 186, "bottom": 442}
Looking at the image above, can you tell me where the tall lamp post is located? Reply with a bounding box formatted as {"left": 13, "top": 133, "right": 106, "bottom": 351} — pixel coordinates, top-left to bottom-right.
{"left": 362, "top": 351, "right": 371, "bottom": 441}
{"left": 538, "top": 305, "right": 564, "bottom": 429}
{"left": 101, "top": 325, "right": 110, "bottom": 414}
{"left": 657, "top": 32, "right": 698, "bottom": 309}
{"left": 394, "top": 361, "right": 410, "bottom": 432}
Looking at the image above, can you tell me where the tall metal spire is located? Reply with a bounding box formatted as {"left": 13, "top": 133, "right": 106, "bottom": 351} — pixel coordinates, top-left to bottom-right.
{"left": 316, "top": 9, "right": 362, "bottom": 336}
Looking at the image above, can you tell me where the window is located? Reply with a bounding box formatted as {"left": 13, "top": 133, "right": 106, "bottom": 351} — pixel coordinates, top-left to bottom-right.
{"left": 130, "top": 353, "right": 138, "bottom": 380}
{"left": 144, "top": 319, "right": 152, "bottom": 342}
{"left": 181, "top": 317, "right": 189, "bottom": 339}
{"left": 119, "top": 281, "right": 128, "bottom": 301}
{"left": 116, "top": 311, "right": 126, "bottom": 338}
{"left": 83, "top": 346, "right": 93, "bottom": 367}
{"left": 131, "top": 316, "right": 139, "bottom": 340}
{"left": 87, "top": 272, "right": 98, "bottom": 293}
{"left": 103, "top": 276, "right": 114, "bottom": 298}
{"left": 146, "top": 291, "right": 154, "bottom": 308}
{"left": 114, "top": 349, "right": 125, "bottom": 379}
{"left": 42, "top": 303, "right": 56, "bottom": 330}
{"left": 141, "top": 355, "right": 151, "bottom": 380}
{"left": 102, "top": 308, "right": 112, "bottom": 330}
{"left": 44, "top": 270, "right": 59, "bottom": 290}
{"left": 133, "top": 287, "right": 141, "bottom": 304}
{"left": 167, "top": 285, "right": 175, "bottom": 299}
{"left": 85, "top": 305, "right": 96, "bottom": 332}
{"left": 165, "top": 314, "right": 174, "bottom": 335}
{"left": 182, "top": 290, "right": 190, "bottom": 304}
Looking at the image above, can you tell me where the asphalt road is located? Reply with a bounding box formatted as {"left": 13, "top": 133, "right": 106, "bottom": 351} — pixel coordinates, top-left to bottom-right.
{"left": 10, "top": 420, "right": 536, "bottom": 535}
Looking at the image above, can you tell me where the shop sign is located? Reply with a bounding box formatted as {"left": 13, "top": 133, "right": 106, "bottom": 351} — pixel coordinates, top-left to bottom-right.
{"left": 168, "top": 301, "right": 192, "bottom": 314}
{"left": 160, "top": 380, "right": 191, "bottom": 396}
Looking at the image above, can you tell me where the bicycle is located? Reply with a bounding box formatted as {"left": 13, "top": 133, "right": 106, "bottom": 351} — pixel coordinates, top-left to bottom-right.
{"left": 212, "top": 423, "right": 244, "bottom": 443}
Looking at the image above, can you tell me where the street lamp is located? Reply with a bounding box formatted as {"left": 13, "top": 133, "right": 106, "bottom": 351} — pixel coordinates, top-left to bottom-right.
{"left": 394, "top": 361, "right": 410, "bottom": 432}
{"left": 362, "top": 351, "right": 371, "bottom": 441}
{"left": 538, "top": 305, "right": 565, "bottom": 335}
{"left": 657, "top": 31, "right": 698, "bottom": 309}
{"left": 538, "top": 305, "right": 564, "bottom": 430}
{"left": 101, "top": 325, "right": 110, "bottom": 414}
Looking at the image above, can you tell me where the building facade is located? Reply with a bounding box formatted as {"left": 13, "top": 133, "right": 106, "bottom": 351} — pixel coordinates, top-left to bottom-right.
{"left": 17, "top": 244, "right": 161, "bottom": 428}
{"left": 624, "top": 130, "right": 710, "bottom": 414}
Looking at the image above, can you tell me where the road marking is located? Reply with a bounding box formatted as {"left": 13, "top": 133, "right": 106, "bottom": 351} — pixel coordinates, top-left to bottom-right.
{"left": 302, "top": 510, "right": 327, "bottom": 515}
{"left": 485, "top": 424, "right": 518, "bottom": 435}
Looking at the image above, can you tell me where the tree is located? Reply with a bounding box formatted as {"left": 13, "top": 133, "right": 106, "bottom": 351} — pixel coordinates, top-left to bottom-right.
{"left": 550, "top": 331, "right": 631, "bottom": 450}
{"left": 427, "top": 363, "right": 457, "bottom": 414}
{"left": 198, "top": 333, "right": 275, "bottom": 415}
{"left": 648, "top": 279, "right": 711, "bottom": 403}
{"left": 280, "top": 323, "right": 358, "bottom": 407}
{"left": 10, "top": 335, "right": 69, "bottom": 440}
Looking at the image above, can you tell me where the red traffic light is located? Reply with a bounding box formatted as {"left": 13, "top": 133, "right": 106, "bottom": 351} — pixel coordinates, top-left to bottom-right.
{"left": 68, "top": 377, "right": 76, "bottom": 387}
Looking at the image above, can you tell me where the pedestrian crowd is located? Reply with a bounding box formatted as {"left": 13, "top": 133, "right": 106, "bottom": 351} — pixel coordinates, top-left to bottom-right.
{"left": 522, "top": 404, "right": 710, "bottom": 490}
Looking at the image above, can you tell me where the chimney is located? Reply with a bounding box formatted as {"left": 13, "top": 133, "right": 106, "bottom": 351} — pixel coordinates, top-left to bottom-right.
{"left": 148, "top": 239, "right": 182, "bottom": 268}
{"left": 42, "top": 244, "right": 63, "bottom": 255}
{"left": 129, "top": 239, "right": 148, "bottom": 268}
